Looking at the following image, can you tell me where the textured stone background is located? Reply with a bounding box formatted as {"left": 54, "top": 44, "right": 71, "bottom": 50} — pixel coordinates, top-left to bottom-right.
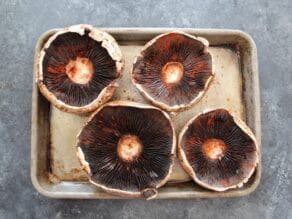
{"left": 0, "top": 0, "right": 291, "bottom": 218}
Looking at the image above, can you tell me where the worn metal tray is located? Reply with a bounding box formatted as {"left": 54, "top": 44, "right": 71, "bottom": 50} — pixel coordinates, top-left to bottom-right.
{"left": 31, "top": 28, "right": 261, "bottom": 199}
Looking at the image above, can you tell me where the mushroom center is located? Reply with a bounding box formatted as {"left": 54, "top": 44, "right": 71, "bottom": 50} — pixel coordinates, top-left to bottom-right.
{"left": 202, "top": 139, "right": 227, "bottom": 160}
{"left": 161, "top": 62, "right": 184, "bottom": 84}
{"left": 65, "top": 57, "right": 94, "bottom": 84}
{"left": 117, "top": 135, "right": 143, "bottom": 161}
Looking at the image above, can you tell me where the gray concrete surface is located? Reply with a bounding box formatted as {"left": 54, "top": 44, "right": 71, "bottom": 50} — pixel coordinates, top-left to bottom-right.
{"left": 0, "top": 0, "right": 291, "bottom": 218}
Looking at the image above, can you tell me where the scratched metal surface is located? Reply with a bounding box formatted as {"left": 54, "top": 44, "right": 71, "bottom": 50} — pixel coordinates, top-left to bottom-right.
{"left": 32, "top": 28, "right": 260, "bottom": 199}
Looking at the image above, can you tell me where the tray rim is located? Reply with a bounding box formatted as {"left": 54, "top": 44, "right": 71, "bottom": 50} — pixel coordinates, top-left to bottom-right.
{"left": 31, "top": 27, "right": 261, "bottom": 199}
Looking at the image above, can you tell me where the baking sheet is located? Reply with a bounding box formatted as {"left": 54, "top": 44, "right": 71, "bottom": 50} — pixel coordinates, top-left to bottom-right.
{"left": 50, "top": 45, "right": 244, "bottom": 183}
{"left": 31, "top": 28, "right": 261, "bottom": 199}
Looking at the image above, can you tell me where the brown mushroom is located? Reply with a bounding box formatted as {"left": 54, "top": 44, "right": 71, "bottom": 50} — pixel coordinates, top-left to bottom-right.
{"left": 178, "top": 109, "right": 259, "bottom": 191}
{"left": 37, "top": 24, "right": 124, "bottom": 113}
{"left": 76, "top": 101, "right": 176, "bottom": 199}
{"left": 131, "top": 31, "right": 214, "bottom": 112}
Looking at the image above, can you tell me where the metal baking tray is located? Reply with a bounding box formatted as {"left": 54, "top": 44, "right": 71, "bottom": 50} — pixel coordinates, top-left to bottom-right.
{"left": 31, "top": 28, "right": 261, "bottom": 199}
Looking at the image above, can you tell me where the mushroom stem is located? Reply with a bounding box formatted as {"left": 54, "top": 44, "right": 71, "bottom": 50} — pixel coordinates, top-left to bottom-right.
{"left": 65, "top": 57, "right": 94, "bottom": 84}
{"left": 142, "top": 188, "right": 158, "bottom": 200}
